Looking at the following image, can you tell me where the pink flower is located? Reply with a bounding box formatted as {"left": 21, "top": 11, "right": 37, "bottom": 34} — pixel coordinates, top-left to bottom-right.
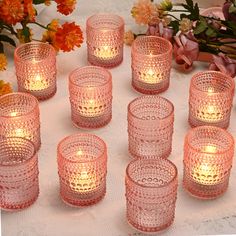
{"left": 146, "top": 22, "right": 173, "bottom": 41}
{"left": 173, "top": 32, "right": 199, "bottom": 70}
{"left": 209, "top": 53, "right": 236, "bottom": 78}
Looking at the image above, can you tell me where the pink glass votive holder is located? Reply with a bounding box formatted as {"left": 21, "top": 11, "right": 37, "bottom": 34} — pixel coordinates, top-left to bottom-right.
{"left": 183, "top": 126, "right": 234, "bottom": 199}
{"left": 189, "top": 71, "right": 235, "bottom": 129}
{"left": 0, "top": 137, "right": 39, "bottom": 210}
{"left": 14, "top": 41, "right": 57, "bottom": 100}
{"left": 128, "top": 95, "right": 174, "bottom": 159}
{"left": 57, "top": 133, "right": 107, "bottom": 207}
{"left": 125, "top": 158, "right": 178, "bottom": 233}
{"left": 69, "top": 66, "right": 112, "bottom": 129}
{"left": 86, "top": 14, "right": 124, "bottom": 68}
{"left": 131, "top": 36, "right": 172, "bottom": 94}
{"left": 0, "top": 92, "right": 41, "bottom": 151}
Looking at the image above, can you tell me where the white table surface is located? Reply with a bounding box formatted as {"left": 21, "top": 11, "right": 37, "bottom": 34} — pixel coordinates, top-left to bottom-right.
{"left": 1, "top": 1, "right": 236, "bottom": 235}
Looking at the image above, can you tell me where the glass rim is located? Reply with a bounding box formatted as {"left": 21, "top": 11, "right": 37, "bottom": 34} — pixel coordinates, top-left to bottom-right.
{"left": 131, "top": 35, "right": 173, "bottom": 58}
{"left": 0, "top": 137, "right": 37, "bottom": 167}
{"left": 0, "top": 92, "right": 39, "bottom": 119}
{"left": 191, "top": 70, "right": 235, "bottom": 94}
{"left": 185, "top": 126, "right": 235, "bottom": 155}
{"left": 86, "top": 13, "right": 125, "bottom": 31}
{"left": 128, "top": 95, "right": 174, "bottom": 121}
{"left": 14, "top": 41, "right": 56, "bottom": 64}
{"left": 57, "top": 133, "right": 107, "bottom": 164}
{"left": 126, "top": 158, "right": 178, "bottom": 189}
{"left": 69, "top": 66, "right": 112, "bottom": 88}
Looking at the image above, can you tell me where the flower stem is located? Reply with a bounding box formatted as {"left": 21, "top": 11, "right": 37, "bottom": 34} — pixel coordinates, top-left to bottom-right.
{"left": 31, "top": 22, "right": 48, "bottom": 30}
{"left": 164, "top": 13, "right": 179, "bottom": 21}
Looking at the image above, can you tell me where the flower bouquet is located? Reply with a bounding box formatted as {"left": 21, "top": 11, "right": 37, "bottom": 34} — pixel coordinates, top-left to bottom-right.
{"left": 0, "top": 0, "right": 84, "bottom": 95}
{"left": 125, "top": 0, "right": 236, "bottom": 77}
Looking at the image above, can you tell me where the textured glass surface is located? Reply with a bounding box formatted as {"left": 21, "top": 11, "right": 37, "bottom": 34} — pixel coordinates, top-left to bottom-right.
{"left": 131, "top": 36, "right": 172, "bottom": 94}
{"left": 57, "top": 133, "right": 107, "bottom": 206}
{"left": 0, "top": 92, "right": 41, "bottom": 151}
{"left": 125, "top": 158, "right": 178, "bottom": 233}
{"left": 128, "top": 95, "right": 174, "bottom": 159}
{"left": 0, "top": 137, "right": 39, "bottom": 210}
{"left": 15, "top": 42, "right": 57, "bottom": 100}
{"left": 69, "top": 66, "right": 112, "bottom": 129}
{"left": 189, "top": 71, "right": 235, "bottom": 129}
{"left": 183, "top": 126, "right": 234, "bottom": 199}
{"left": 86, "top": 14, "right": 124, "bottom": 68}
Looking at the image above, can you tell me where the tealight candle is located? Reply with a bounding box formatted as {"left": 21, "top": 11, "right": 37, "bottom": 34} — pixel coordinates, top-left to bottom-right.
{"left": 14, "top": 42, "right": 57, "bottom": 100}
{"left": 189, "top": 71, "right": 235, "bottom": 128}
{"left": 57, "top": 133, "right": 107, "bottom": 206}
{"left": 131, "top": 36, "right": 172, "bottom": 94}
{"left": 0, "top": 92, "right": 41, "bottom": 151}
{"left": 86, "top": 14, "right": 124, "bottom": 68}
{"left": 183, "top": 126, "right": 234, "bottom": 199}
{"left": 69, "top": 66, "right": 112, "bottom": 129}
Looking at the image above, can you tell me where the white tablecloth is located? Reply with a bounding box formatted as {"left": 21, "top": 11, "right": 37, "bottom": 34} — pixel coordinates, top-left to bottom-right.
{"left": 2, "top": 1, "right": 236, "bottom": 235}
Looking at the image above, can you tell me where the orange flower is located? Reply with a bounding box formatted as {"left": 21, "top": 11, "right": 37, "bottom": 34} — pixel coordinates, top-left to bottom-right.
{"left": 124, "top": 30, "right": 135, "bottom": 46}
{"left": 0, "top": 54, "right": 7, "bottom": 71}
{"left": 24, "top": 0, "right": 36, "bottom": 22}
{"left": 0, "top": 80, "right": 13, "bottom": 96}
{"left": 55, "top": 0, "right": 76, "bottom": 15}
{"left": 131, "top": 0, "right": 157, "bottom": 25}
{"left": 55, "top": 22, "right": 83, "bottom": 52}
{"left": 42, "top": 19, "right": 60, "bottom": 51}
{"left": 0, "top": 0, "right": 24, "bottom": 25}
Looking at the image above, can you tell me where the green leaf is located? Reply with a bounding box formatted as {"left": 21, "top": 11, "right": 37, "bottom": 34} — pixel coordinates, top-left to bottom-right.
{"left": 186, "top": 0, "right": 193, "bottom": 8}
{"left": 33, "top": 0, "right": 45, "bottom": 4}
{"left": 205, "top": 27, "right": 217, "bottom": 37}
{"left": 193, "top": 20, "right": 207, "bottom": 35}
{"left": 169, "top": 20, "right": 179, "bottom": 35}
{"left": 180, "top": 13, "right": 189, "bottom": 19}
{"left": 0, "top": 35, "right": 16, "bottom": 47}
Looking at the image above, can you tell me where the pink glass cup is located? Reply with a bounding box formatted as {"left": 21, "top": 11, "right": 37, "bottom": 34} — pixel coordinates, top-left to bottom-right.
{"left": 183, "top": 126, "right": 234, "bottom": 199}
{"left": 14, "top": 41, "right": 57, "bottom": 100}
{"left": 189, "top": 71, "right": 235, "bottom": 129}
{"left": 0, "top": 137, "right": 39, "bottom": 211}
{"left": 128, "top": 95, "right": 174, "bottom": 159}
{"left": 0, "top": 92, "right": 41, "bottom": 151}
{"left": 125, "top": 158, "right": 178, "bottom": 233}
{"left": 131, "top": 36, "right": 172, "bottom": 94}
{"left": 57, "top": 133, "right": 107, "bottom": 207}
{"left": 69, "top": 66, "right": 112, "bottom": 129}
{"left": 86, "top": 14, "right": 124, "bottom": 68}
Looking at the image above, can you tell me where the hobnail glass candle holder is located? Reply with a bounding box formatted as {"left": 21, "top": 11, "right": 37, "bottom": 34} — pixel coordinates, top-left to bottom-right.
{"left": 69, "top": 66, "right": 112, "bottom": 129}
{"left": 125, "top": 158, "right": 178, "bottom": 233}
{"left": 57, "top": 133, "right": 107, "bottom": 207}
{"left": 131, "top": 36, "right": 172, "bottom": 94}
{"left": 0, "top": 92, "right": 41, "bottom": 151}
{"left": 128, "top": 95, "right": 174, "bottom": 159}
{"left": 0, "top": 137, "right": 39, "bottom": 210}
{"left": 14, "top": 41, "right": 57, "bottom": 100}
{"left": 189, "top": 71, "right": 235, "bottom": 129}
{"left": 183, "top": 126, "right": 234, "bottom": 199}
{"left": 86, "top": 14, "right": 124, "bottom": 68}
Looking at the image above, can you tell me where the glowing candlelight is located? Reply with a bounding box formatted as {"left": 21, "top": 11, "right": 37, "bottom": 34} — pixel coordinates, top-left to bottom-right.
{"left": 10, "top": 111, "right": 18, "bottom": 117}
{"left": 94, "top": 46, "right": 117, "bottom": 60}
{"left": 141, "top": 69, "right": 160, "bottom": 84}
{"left": 27, "top": 75, "right": 49, "bottom": 91}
